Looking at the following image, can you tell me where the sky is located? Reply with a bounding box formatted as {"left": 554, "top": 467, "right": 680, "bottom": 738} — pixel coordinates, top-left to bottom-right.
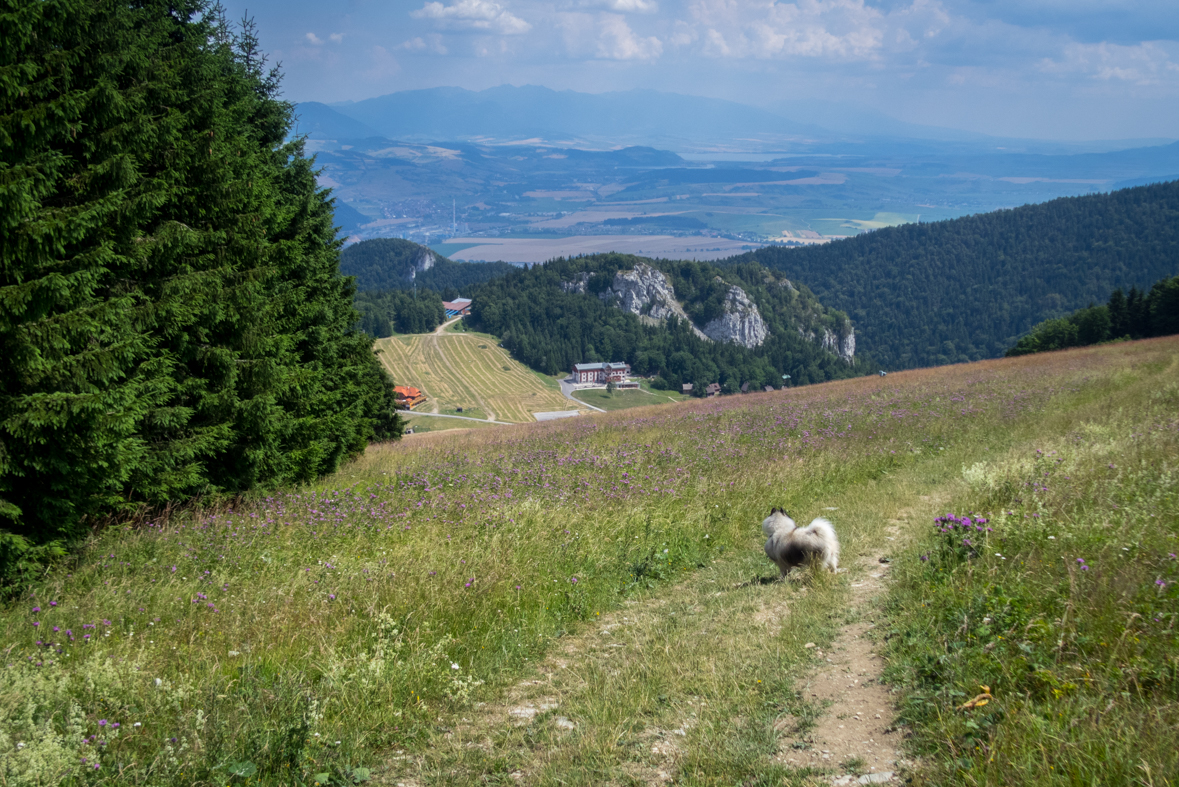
{"left": 219, "top": 0, "right": 1179, "bottom": 141}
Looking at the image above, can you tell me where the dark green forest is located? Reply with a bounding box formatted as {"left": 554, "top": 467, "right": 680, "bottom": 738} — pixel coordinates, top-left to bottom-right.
{"left": 468, "top": 254, "right": 871, "bottom": 391}
{"left": 354, "top": 289, "right": 446, "bottom": 337}
{"left": 341, "top": 237, "right": 516, "bottom": 295}
{"left": 732, "top": 180, "right": 1179, "bottom": 369}
{"left": 1007, "top": 274, "right": 1179, "bottom": 356}
{"left": 0, "top": 0, "right": 400, "bottom": 580}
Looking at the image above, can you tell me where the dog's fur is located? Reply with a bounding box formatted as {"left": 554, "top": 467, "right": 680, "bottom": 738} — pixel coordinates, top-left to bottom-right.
{"left": 762, "top": 508, "right": 840, "bottom": 578}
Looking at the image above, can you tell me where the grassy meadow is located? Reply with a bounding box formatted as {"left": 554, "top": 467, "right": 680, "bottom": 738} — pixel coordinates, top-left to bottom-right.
{"left": 572, "top": 383, "right": 689, "bottom": 412}
{"left": 1, "top": 338, "right": 1176, "bottom": 786}
{"left": 375, "top": 333, "right": 578, "bottom": 423}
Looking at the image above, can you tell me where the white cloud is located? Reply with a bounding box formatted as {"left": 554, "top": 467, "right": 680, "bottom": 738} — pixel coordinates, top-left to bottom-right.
{"left": 1039, "top": 40, "right": 1179, "bottom": 84}
{"left": 306, "top": 32, "right": 346, "bottom": 45}
{"left": 597, "top": 14, "right": 663, "bottom": 59}
{"left": 685, "top": 0, "right": 951, "bottom": 61}
{"left": 400, "top": 34, "right": 450, "bottom": 54}
{"left": 606, "top": 0, "right": 659, "bottom": 12}
{"left": 411, "top": 0, "right": 532, "bottom": 34}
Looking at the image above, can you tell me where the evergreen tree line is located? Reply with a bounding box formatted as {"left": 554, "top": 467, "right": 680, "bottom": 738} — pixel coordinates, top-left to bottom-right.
{"left": 0, "top": 0, "right": 400, "bottom": 581}
{"left": 354, "top": 289, "right": 446, "bottom": 337}
{"left": 341, "top": 237, "right": 516, "bottom": 294}
{"left": 467, "top": 254, "right": 871, "bottom": 391}
{"left": 1006, "top": 274, "right": 1179, "bottom": 356}
{"left": 732, "top": 180, "right": 1179, "bottom": 370}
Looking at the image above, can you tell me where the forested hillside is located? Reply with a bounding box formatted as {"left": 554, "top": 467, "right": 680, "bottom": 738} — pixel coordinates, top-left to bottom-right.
{"left": 354, "top": 289, "right": 446, "bottom": 337}
{"left": 468, "top": 254, "right": 871, "bottom": 391}
{"left": 1007, "top": 274, "right": 1179, "bottom": 355}
{"left": 341, "top": 238, "right": 515, "bottom": 294}
{"left": 734, "top": 180, "right": 1179, "bottom": 369}
{"left": 0, "top": 0, "right": 399, "bottom": 580}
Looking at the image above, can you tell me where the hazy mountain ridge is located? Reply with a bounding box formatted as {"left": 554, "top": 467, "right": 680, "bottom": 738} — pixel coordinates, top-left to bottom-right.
{"left": 733, "top": 179, "right": 1179, "bottom": 370}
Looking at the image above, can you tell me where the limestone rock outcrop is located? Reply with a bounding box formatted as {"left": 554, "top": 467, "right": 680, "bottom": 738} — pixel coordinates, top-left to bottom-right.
{"left": 700, "top": 286, "right": 769, "bottom": 349}
{"left": 801, "top": 322, "right": 857, "bottom": 363}
{"left": 604, "top": 264, "right": 696, "bottom": 327}
{"left": 560, "top": 272, "right": 591, "bottom": 294}
{"left": 405, "top": 248, "right": 437, "bottom": 280}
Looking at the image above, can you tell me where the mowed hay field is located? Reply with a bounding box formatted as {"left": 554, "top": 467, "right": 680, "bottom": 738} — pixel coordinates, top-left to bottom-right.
{"left": 375, "top": 332, "right": 579, "bottom": 423}
{"left": 2, "top": 338, "right": 1177, "bottom": 786}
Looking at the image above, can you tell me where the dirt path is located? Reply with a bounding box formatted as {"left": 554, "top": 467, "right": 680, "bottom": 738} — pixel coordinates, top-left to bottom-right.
{"left": 433, "top": 317, "right": 462, "bottom": 335}
{"left": 381, "top": 487, "right": 956, "bottom": 786}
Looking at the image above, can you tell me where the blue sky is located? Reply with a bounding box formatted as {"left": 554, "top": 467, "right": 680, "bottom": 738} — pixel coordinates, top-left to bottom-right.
{"left": 220, "top": 0, "right": 1179, "bottom": 140}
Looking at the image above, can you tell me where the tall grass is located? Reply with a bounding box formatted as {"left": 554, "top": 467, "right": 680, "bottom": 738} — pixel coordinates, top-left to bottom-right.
{"left": 1, "top": 340, "right": 1175, "bottom": 786}
{"left": 885, "top": 344, "right": 1179, "bottom": 785}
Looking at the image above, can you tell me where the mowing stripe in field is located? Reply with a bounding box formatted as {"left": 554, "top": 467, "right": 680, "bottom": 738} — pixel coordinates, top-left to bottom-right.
{"left": 376, "top": 333, "right": 579, "bottom": 423}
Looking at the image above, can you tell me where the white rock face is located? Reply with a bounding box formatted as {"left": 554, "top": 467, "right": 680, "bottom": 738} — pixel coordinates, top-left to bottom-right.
{"left": 840, "top": 329, "right": 856, "bottom": 361}
{"left": 700, "top": 286, "right": 769, "bottom": 349}
{"left": 568, "top": 262, "right": 851, "bottom": 359}
{"left": 406, "top": 249, "right": 437, "bottom": 280}
{"left": 606, "top": 264, "right": 694, "bottom": 324}
{"left": 560, "top": 272, "right": 590, "bottom": 294}
{"left": 803, "top": 322, "right": 856, "bottom": 363}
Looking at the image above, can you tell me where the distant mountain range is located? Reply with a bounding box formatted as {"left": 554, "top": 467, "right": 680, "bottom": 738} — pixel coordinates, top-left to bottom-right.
{"left": 296, "top": 85, "right": 1175, "bottom": 156}
{"left": 297, "top": 86, "right": 825, "bottom": 147}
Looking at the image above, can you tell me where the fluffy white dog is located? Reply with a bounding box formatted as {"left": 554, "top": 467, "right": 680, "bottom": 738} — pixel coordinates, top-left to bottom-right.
{"left": 762, "top": 508, "right": 840, "bottom": 578}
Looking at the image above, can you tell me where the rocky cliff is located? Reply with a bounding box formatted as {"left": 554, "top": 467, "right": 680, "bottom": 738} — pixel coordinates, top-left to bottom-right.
{"left": 700, "top": 285, "right": 769, "bottom": 348}
{"left": 560, "top": 262, "right": 854, "bottom": 360}
{"left": 800, "top": 322, "right": 856, "bottom": 363}
{"left": 405, "top": 248, "right": 437, "bottom": 280}
{"left": 568, "top": 263, "right": 771, "bottom": 349}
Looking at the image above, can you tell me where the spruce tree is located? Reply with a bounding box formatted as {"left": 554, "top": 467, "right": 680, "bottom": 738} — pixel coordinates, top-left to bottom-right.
{"left": 0, "top": 0, "right": 399, "bottom": 580}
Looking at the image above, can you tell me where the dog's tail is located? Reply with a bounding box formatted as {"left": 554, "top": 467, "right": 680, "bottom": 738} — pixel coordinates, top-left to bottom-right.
{"left": 800, "top": 517, "right": 840, "bottom": 569}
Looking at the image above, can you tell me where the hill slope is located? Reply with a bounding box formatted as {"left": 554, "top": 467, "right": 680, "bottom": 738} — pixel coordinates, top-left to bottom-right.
{"left": 375, "top": 331, "right": 579, "bottom": 423}
{"left": 732, "top": 180, "right": 1179, "bottom": 369}
{"left": 340, "top": 238, "right": 516, "bottom": 293}
{"left": 468, "top": 253, "right": 869, "bottom": 389}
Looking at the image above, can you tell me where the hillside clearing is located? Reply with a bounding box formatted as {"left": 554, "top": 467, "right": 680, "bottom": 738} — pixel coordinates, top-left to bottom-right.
{"left": 2, "top": 339, "right": 1176, "bottom": 786}
{"left": 572, "top": 384, "right": 689, "bottom": 411}
{"left": 375, "top": 332, "right": 580, "bottom": 423}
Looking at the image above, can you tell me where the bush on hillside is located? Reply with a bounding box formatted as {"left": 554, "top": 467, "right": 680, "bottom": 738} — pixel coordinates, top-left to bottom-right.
{"left": 0, "top": 0, "right": 400, "bottom": 583}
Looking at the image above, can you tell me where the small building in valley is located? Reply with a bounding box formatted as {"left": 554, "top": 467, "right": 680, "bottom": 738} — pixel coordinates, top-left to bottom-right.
{"left": 394, "top": 385, "right": 427, "bottom": 410}
{"left": 571, "top": 361, "right": 630, "bottom": 384}
{"left": 443, "top": 298, "right": 473, "bottom": 317}
{"left": 705, "top": 382, "right": 722, "bottom": 397}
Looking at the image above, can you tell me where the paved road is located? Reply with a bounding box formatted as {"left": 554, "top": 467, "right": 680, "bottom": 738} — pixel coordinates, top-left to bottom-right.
{"left": 403, "top": 412, "right": 516, "bottom": 426}
{"left": 558, "top": 379, "right": 607, "bottom": 413}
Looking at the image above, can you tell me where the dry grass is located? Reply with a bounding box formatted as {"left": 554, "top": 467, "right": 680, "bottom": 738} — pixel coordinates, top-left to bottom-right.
{"left": 375, "top": 333, "right": 577, "bottom": 422}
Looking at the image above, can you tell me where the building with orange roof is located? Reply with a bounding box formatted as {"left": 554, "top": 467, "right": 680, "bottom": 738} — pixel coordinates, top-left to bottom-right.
{"left": 394, "top": 385, "right": 427, "bottom": 410}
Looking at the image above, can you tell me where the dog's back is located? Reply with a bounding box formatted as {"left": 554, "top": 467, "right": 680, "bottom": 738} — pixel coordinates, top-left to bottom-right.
{"left": 762, "top": 508, "right": 840, "bottom": 576}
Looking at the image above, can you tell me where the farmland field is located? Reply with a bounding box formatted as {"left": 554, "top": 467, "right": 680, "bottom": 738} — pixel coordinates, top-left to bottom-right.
{"left": 375, "top": 330, "right": 580, "bottom": 423}
{"left": 3, "top": 338, "right": 1177, "bottom": 786}
{"left": 445, "top": 234, "right": 763, "bottom": 263}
